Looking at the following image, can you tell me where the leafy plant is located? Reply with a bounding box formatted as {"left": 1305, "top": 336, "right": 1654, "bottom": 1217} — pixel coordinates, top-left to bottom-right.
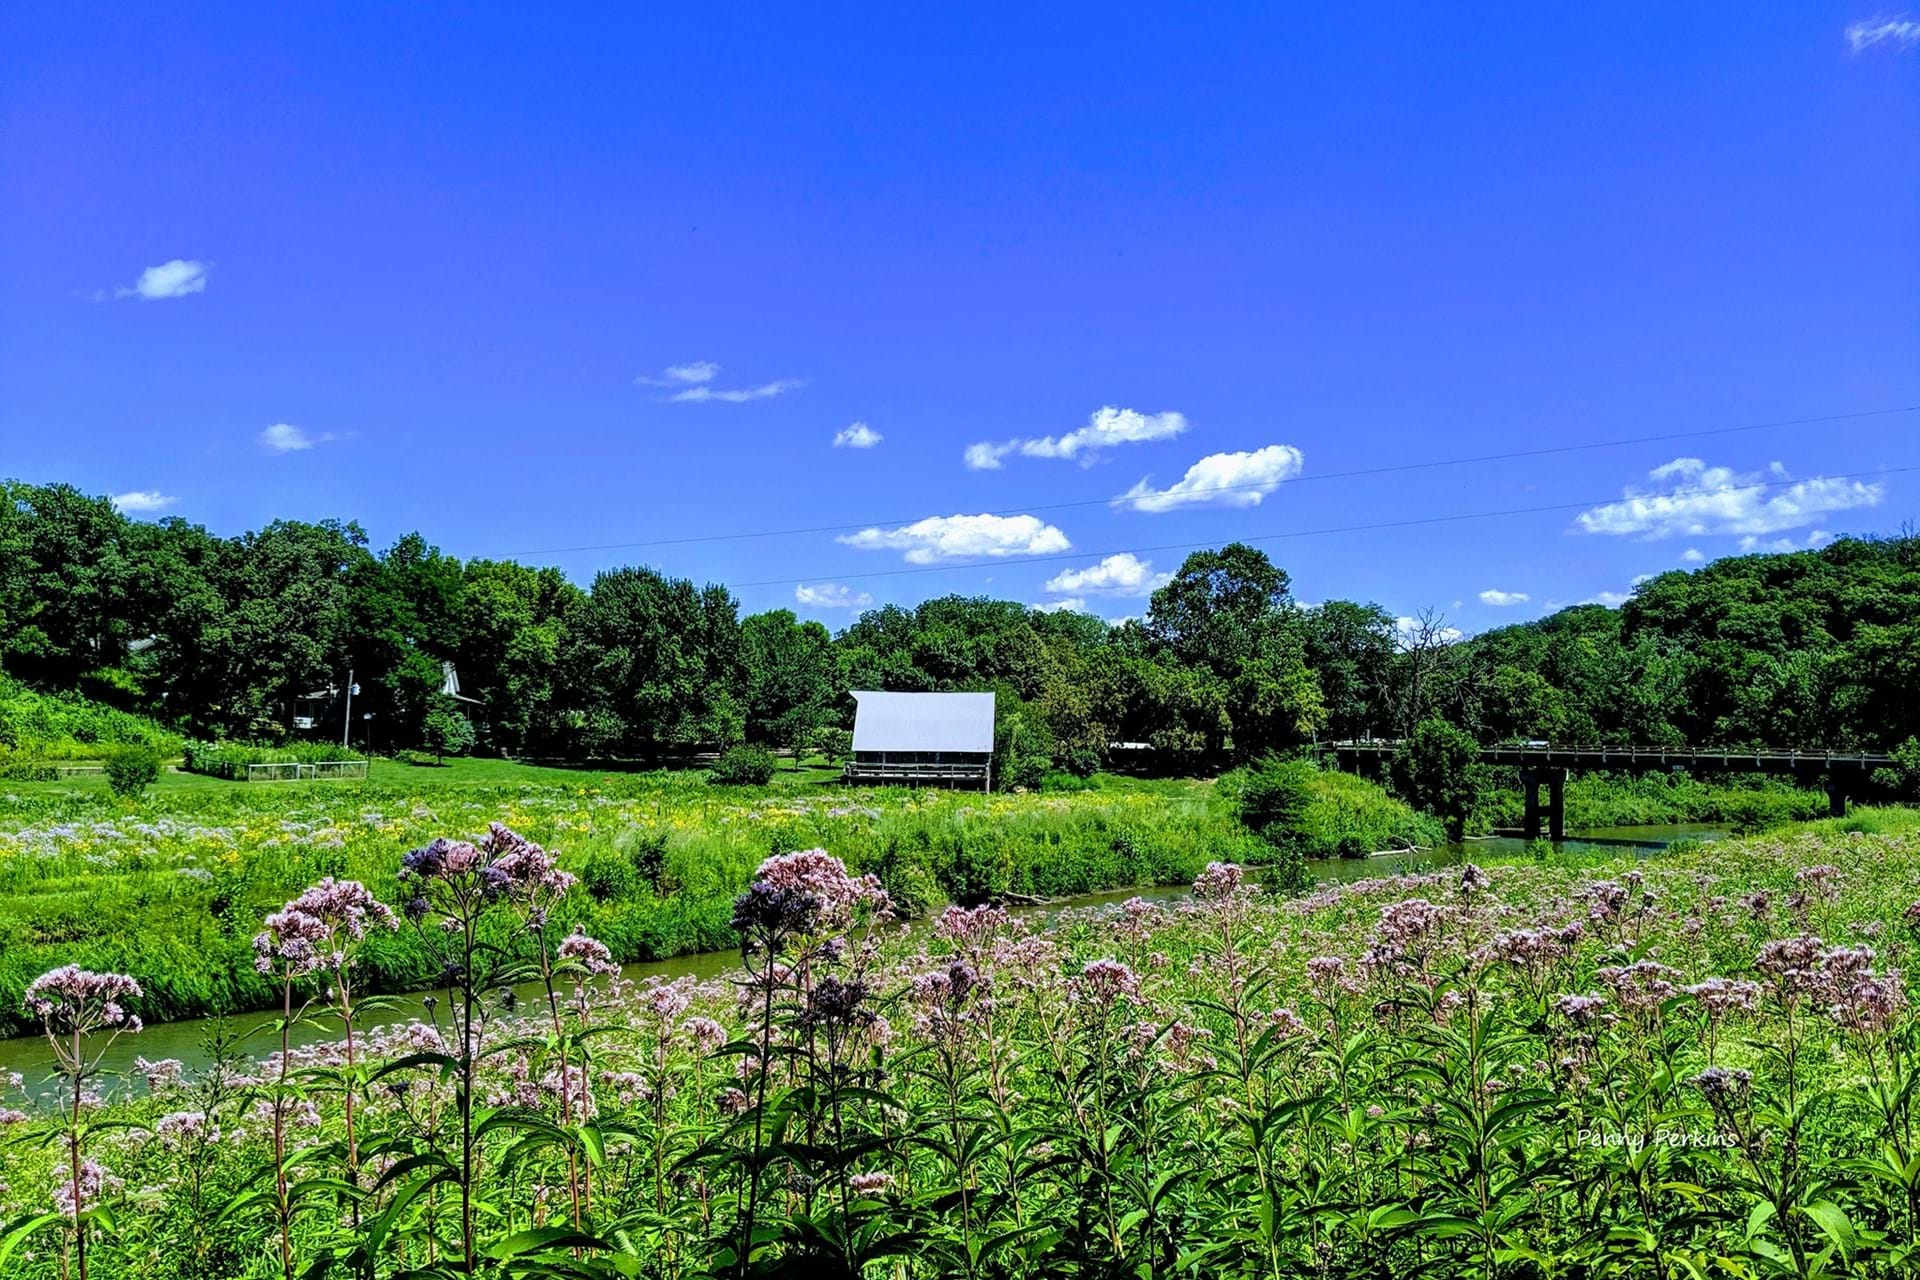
{"left": 707, "top": 744, "right": 777, "bottom": 785}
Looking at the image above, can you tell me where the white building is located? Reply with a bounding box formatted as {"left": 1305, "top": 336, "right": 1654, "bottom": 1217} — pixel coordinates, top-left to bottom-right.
{"left": 844, "top": 690, "right": 995, "bottom": 789}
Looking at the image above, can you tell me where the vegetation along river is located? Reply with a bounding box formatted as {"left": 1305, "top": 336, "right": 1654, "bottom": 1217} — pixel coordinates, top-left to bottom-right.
{"left": 0, "top": 824, "right": 1724, "bottom": 1093}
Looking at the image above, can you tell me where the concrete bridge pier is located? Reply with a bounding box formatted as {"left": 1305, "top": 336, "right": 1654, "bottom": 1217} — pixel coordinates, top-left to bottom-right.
{"left": 1520, "top": 766, "right": 1567, "bottom": 843}
{"left": 1825, "top": 778, "right": 1849, "bottom": 818}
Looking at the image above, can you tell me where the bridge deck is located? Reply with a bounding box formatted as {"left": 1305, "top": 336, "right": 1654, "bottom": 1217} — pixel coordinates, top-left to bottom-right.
{"left": 1325, "top": 741, "right": 1893, "bottom": 770}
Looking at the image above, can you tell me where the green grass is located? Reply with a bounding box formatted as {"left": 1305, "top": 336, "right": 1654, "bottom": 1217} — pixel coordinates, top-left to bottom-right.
{"left": 1477, "top": 769, "right": 1830, "bottom": 833}
{"left": 0, "top": 766, "right": 1255, "bottom": 1033}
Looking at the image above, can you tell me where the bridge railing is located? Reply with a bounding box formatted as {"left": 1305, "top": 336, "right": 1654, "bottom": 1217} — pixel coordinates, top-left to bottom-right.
{"left": 1322, "top": 740, "right": 1894, "bottom": 766}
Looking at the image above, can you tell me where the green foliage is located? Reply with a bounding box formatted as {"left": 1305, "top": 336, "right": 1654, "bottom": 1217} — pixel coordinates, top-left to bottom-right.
{"left": 0, "top": 773, "right": 1242, "bottom": 1035}
{"left": 102, "top": 744, "right": 161, "bottom": 797}
{"left": 0, "top": 673, "right": 181, "bottom": 757}
{"left": 419, "top": 704, "right": 475, "bottom": 760}
{"left": 181, "top": 740, "right": 368, "bottom": 779}
{"left": 1234, "top": 756, "right": 1446, "bottom": 857}
{"left": 7, "top": 477, "right": 1920, "bottom": 785}
{"left": 1479, "top": 770, "right": 1830, "bottom": 831}
{"left": 1389, "top": 717, "right": 1484, "bottom": 839}
{"left": 5, "top": 808, "right": 1920, "bottom": 1277}
{"left": 707, "top": 743, "right": 777, "bottom": 785}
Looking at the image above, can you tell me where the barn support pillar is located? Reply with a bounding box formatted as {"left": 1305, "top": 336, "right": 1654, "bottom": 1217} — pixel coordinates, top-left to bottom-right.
{"left": 1520, "top": 767, "right": 1567, "bottom": 843}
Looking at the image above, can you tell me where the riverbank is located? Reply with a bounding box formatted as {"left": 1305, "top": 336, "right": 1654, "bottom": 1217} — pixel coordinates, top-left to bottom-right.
{"left": 1478, "top": 769, "right": 1830, "bottom": 832}
{"left": 0, "top": 772, "right": 1266, "bottom": 1034}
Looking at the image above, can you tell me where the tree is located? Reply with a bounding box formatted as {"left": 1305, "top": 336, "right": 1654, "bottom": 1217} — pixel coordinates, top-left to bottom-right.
{"left": 1389, "top": 718, "right": 1482, "bottom": 840}
{"left": 421, "top": 703, "right": 476, "bottom": 762}
{"left": 1146, "top": 543, "right": 1291, "bottom": 677}
{"left": 564, "top": 567, "right": 741, "bottom": 755}
{"left": 739, "top": 610, "right": 836, "bottom": 750}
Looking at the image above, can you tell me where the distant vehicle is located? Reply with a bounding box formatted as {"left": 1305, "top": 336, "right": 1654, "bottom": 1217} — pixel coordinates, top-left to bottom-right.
{"left": 1524, "top": 740, "right": 1549, "bottom": 748}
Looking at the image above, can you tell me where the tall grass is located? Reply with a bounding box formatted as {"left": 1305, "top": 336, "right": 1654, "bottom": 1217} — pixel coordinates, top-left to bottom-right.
{"left": 0, "top": 775, "right": 1249, "bottom": 1033}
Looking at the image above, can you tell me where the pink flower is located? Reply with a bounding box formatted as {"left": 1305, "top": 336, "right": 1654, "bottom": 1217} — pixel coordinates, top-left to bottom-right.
{"left": 934, "top": 904, "right": 1012, "bottom": 947}
{"left": 1071, "top": 959, "right": 1140, "bottom": 1008}
{"left": 1193, "top": 862, "right": 1247, "bottom": 902}
{"left": 681, "top": 1016, "right": 727, "bottom": 1053}
{"left": 52, "top": 1158, "right": 121, "bottom": 1218}
{"left": 1554, "top": 993, "right": 1609, "bottom": 1025}
{"left": 557, "top": 931, "right": 618, "bottom": 976}
{"left": 849, "top": 1171, "right": 895, "bottom": 1196}
{"left": 22, "top": 966, "right": 144, "bottom": 1035}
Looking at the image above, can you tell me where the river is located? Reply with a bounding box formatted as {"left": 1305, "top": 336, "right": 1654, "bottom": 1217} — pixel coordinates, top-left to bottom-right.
{"left": 0, "top": 823, "right": 1723, "bottom": 1095}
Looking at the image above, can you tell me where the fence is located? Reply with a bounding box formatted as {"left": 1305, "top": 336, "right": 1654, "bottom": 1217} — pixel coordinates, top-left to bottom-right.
{"left": 244, "top": 760, "right": 371, "bottom": 782}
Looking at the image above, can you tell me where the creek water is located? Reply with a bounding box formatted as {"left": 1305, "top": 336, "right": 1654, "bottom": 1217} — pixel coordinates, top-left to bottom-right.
{"left": 0, "top": 823, "right": 1724, "bottom": 1095}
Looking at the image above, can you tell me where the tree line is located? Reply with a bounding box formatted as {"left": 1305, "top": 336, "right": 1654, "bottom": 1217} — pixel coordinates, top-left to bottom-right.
{"left": 3, "top": 479, "right": 1917, "bottom": 769}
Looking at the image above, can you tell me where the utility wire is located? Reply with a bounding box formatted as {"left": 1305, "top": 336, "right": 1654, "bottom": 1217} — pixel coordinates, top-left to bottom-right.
{"left": 506, "top": 405, "right": 1918, "bottom": 557}
{"left": 727, "top": 466, "right": 1917, "bottom": 589}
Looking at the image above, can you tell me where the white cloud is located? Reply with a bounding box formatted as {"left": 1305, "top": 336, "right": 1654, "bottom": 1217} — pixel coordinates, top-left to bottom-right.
{"left": 833, "top": 422, "right": 882, "bottom": 449}
{"left": 1847, "top": 15, "right": 1920, "bottom": 51}
{"left": 1477, "top": 588, "right": 1530, "bottom": 607}
{"left": 1572, "top": 458, "right": 1882, "bottom": 539}
{"left": 963, "top": 406, "right": 1187, "bottom": 470}
{"left": 1032, "top": 597, "right": 1088, "bottom": 614}
{"left": 635, "top": 361, "right": 804, "bottom": 401}
{"left": 964, "top": 441, "right": 1014, "bottom": 470}
{"left": 1738, "top": 529, "right": 1835, "bottom": 554}
{"left": 115, "top": 259, "right": 208, "bottom": 300}
{"left": 795, "top": 582, "right": 873, "bottom": 609}
{"left": 1588, "top": 590, "right": 1631, "bottom": 607}
{"left": 112, "top": 490, "right": 176, "bottom": 513}
{"left": 1117, "top": 444, "right": 1306, "bottom": 513}
{"left": 258, "top": 423, "right": 341, "bottom": 453}
{"left": 1043, "top": 552, "right": 1172, "bottom": 597}
{"left": 1681, "top": 547, "right": 1705, "bottom": 563}
{"left": 1630, "top": 573, "right": 1654, "bottom": 586}
{"left": 837, "top": 513, "right": 1071, "bottom": 564}
{"left": 670, "top": 378, "right": 805, "bottom": 403}
{"left": 635, "top": 360, "right": 719, "bottom": 386}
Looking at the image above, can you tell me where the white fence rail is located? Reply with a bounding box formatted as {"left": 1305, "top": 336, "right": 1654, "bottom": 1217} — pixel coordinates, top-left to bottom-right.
{"left": 244, "top": 760, "right": 370, "bottom": 782}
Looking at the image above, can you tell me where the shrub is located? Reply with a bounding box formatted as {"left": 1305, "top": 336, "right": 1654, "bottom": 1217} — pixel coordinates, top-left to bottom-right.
{"left": 182, "top": 740, "right": 368, "bottom": 780}
{"left": 579, "top": 849, "right": 639, "bottom": 902}
{"left": 0, "top": 747, "right": 59, "bottom": 782}
{"left": 421, "top": 707, "right": 476, "bottom": 761}
{"left": 103, "top": 745, "right": 161, "bottom": 797}
{"left": 1238, "top": 756, "right": 1445, "bottom": 858}
{"left": 1389, "top": 718, "right": 1483, "bottom": 840}
{"left": 708, "top": 743, "right": 777, "bottom": 786}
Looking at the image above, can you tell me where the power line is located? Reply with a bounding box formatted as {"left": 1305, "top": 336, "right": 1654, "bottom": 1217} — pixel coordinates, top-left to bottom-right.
{"left": 505, "top": 405, "right": 1918, "bottom": 558}
{"left": 727, "top": 465, "right": 1917, "bottom": 589}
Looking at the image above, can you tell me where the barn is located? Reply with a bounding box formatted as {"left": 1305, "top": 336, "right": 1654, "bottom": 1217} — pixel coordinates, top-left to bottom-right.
{"left": 843, "top": 690, "right": 996, "bottom": 789}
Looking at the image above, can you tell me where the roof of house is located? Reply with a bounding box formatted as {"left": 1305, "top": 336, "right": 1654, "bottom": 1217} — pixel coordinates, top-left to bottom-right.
{"left": 850, "top": 690, "right": 996, "bottom": 754}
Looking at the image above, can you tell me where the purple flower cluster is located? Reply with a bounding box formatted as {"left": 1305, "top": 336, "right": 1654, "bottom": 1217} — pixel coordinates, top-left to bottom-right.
{"left": 1594, "top": 961, "right": 1683, "bottom": 1016}
{"left": 557, "top": 931, "right": 619, "bottom": 977}
{"left": 933, "top": 903, "right": 1012, "bottom": 947}
{"left": 399, "top": 824, "right": 575, "bottom": 922}
{"left": 1193, "top": 861, "right": 1248, "bottom": 902}
{"left": 1362, "top": 899, "right": 1448, "bottom": 978}
{"left": 731, "top": 849, "right": 887, "bottom": 947}
{"left": 22, "top": 966, "right": 143, "bottom": 1035}
{"left": 1071, "top": 958, "right": 1140, "bottom": 1009}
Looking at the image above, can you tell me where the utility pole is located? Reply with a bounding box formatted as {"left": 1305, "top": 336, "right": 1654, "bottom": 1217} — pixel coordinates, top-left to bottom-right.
{"left": 342, "top": 668, "right": 355, "bottom": 749}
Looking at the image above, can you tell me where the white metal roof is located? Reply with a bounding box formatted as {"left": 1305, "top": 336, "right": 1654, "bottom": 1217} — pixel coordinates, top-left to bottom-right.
{"left": 851, "top": 691, "right": 996, "bottom": 753}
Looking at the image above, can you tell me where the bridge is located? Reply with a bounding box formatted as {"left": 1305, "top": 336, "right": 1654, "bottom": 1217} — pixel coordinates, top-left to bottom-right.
{"left": 1323, "top": 740, "right": 1896, "bottom": 841}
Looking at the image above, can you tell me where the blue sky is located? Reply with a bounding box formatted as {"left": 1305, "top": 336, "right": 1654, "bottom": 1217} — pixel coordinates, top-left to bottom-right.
{"left": 3, "top": 5, "right": 1916, "bottom": 633}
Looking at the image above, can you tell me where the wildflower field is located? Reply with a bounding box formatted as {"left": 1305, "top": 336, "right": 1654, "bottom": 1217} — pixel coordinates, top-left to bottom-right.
{"left": 1, "top": 801, "right": 1917, "bottom": 1277}
{"left": 0, "top": 772, "right": 1259, "bottom": 1034}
